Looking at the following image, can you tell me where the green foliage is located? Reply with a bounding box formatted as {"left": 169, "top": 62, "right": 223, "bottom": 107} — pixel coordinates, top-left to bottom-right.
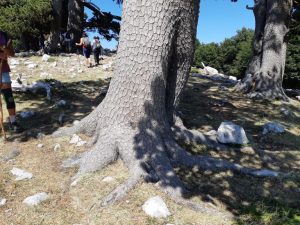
{"left": 193, "top": 27, "right": 300, "bottom": 87}
{"left": 0, "top": 0, "right": 53, "bottom": 38}
{"left": 193, "top": 28, "right": 253, "bottom": 79}
{"left": 285, "top": 21, "right": 300, "bottom": 89}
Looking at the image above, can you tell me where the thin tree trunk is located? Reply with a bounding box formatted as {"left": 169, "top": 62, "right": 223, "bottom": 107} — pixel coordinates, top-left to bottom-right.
{"left": 67, "top": 0, "right": 84, "bottom": 46}
{"left": 236, "top": 0, "right": 293, "bottom": 100}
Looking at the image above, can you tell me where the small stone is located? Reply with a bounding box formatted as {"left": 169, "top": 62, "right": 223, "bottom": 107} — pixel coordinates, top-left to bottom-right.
{"left": 142, "top": 196, "right": 171, "bottom": 218}
{"left": 240, "top": 147, "right": 255, "bottom": 155}
{"left": 70, "top": 134, "right": 81, "bottom": 144}
{"left": 229, "top": 76, "right": 237, "bottom": 81}
{"left": 37, "top": 143, "right": 44, "bottom": 148}
{"left": 73, "top": 120, "right": 80, "bottom": 126}
{"left": 76, "top": 141, "right": 87, "bottom": 147}
{"left": 53, "top": 144, "right": 61, "bottom": 151}
{"left": 37, "top": 133, "right": 45, "bottom": 140}
{"left": 42, "top": 54, "right": 51, "bottom": 62}
{"left": 10, "top": 168, "right": 33, "bottom": 181}
{"left": 217, "top": 122, "right": 249, "bottom": 145}
{"left": 0, "top": 198, "right": 7, "bottom": 207}
{"left": 27, "top": 63, "right": 38, "bottom": 69}
{"left": 262, "top": 122, "right": 285, "bottom": 135}
{"left": 23, "top": 192, "right": 49, "bottom": 206}
{"left": 2, "top": 149, "right": 20, "bottom": 162}
{"left": 102, "top": 176, "right": 115, "bottom": 182}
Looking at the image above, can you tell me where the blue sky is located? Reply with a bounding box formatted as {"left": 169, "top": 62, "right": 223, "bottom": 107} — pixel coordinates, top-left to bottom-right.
{"left": 86, "top": 0, "right": 255, "bottom": 49}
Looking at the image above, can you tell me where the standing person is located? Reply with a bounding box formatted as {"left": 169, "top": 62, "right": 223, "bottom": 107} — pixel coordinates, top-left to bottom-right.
{"left": 76, "top": 32, "right": 92, "bottom": 68}
{"left": 0, "top": 31, "right": 21, "bottom": 133}
{"left": 92, "top": 36, "right": 101, "bottom": 66}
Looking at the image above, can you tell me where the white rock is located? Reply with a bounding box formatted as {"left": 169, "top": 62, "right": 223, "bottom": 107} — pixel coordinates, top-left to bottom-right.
{"left": 20, "top": 111, "right": 35, "bottom": 119}
{"left": 37, "top": 143, "right": 44, "bottom": 148}
{"left": 27, "top": 63, "right": 38, "bottom": 69}
{"left": 262, "top": 122, "right": 285, "bottom": 135}
{"left": 70, "top": 134, "right": 81, "bottom": 144}
{"left": 73, "top": 120, "right": 80, "bottom": 126}
{"left": 217, "top": 122, "right": 249, "bottom": 145}
{"left": 296, "top": 96, "right": 300, "bottom": 101}
{"left": 0, "top": 198, "right": 7, "bottom": 207}
{"left": 10, "top": 168, "right": 33, "bottom": 181}
{"left": 23, "top": 192, "right": 49, "bottom": 206}
{"left": 10, "top": 59, "right": 20, "bottom": 65}
{"left": 53, "top": 143, "right": 61, "bottom": 151}
{"left": 102, "top": 64, "right": 110, "bottom": 71}
{"left": 142, "top": 196, "right": 171, "bottom": 218}
{"left": 76, "top": 141, "right": 87, "bottom": 147}
{"left": 51, "top": 62, "right": 57, "bottom": 67}
{"left": 102, "top": 176, "right": 115, "bottom": 182}
{"left": 229, "top": 76, "right": 237, "bottom": 81}
{"left": 24, "top": 61, "right": 34, "bottom": 65}
{"left": 42, "top": 54, "right": 51, "bottom": 62}
{"left": 77, "top": 69, "right": 83, "bottom": 73}
{"left": 40, "top": 72, "right": 49, "bottom": 78}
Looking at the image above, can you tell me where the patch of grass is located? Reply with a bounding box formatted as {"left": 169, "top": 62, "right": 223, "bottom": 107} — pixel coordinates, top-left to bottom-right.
{"left": 235, "top": 199, "right": 300, "bottom": 225}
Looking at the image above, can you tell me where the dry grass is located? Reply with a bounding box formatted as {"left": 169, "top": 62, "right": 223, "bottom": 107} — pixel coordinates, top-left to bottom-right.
{"left": 0, "top": 56, "right": 299, "bottom": 225}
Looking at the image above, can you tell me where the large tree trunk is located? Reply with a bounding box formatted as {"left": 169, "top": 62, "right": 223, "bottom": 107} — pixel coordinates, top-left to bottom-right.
{"left": 236, "top": 0, "right": 293, "bottom": 100}
{"left": 54, "top": 0, "right": 281, "bottom": 212}
{"left": 67, "top": 0, "right": 84, "bottom": 47}
{"left": 45, "top": 0, "right": 63, "bottom": 53}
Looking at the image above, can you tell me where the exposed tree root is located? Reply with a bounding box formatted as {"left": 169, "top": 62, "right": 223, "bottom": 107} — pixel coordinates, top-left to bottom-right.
{"left": 234, "top": 73, "right": 289, "bottom": 101}
{"left": 52, "top": 107, "right": 102, "bottom": 138}
{"left": 172, "top": 116, "right": 228, "bottom": 151}
{"left": 55, "top": 120, "right": 281, "bottom": 215}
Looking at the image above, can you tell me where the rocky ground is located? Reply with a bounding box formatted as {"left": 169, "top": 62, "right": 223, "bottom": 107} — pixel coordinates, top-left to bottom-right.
{"left": 0, "top": 54, "right": 299, "bottom": 225}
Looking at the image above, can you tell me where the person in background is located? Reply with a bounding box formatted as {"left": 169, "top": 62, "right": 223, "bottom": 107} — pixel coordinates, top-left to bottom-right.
{"left": 0, "top": 30, "right": 21, "bottom": 132}
{"left": 76, "top": 32, "right": 92, "bottom": 68}
{"left": 92, "top": 36, "right": 101, "bottom": 66}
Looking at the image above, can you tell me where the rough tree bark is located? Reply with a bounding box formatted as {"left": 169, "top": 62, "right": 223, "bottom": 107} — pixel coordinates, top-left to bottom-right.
{"left": 45, "top": 0, "right": 63, "bottom": 53}
{"left": 54, "top": 0, "right": 280, "bottom": 213}
{"left": 235, "top": 0, "right": 293, "bottom": 100}
{"left": 67, "top": 0, "right": 84, "bottom": 44}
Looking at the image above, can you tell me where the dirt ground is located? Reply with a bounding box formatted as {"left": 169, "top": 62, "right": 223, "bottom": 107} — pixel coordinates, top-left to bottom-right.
{"left": 0, "top": 55, "right": 299, "bottom": 225}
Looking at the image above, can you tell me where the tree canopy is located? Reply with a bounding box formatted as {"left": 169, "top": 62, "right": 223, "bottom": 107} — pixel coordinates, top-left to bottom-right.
{"left": 0, "top": 0, "right": 53, "bottom": 38}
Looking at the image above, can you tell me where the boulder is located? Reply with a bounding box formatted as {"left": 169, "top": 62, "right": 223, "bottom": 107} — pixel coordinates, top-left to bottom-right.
{"left": 23, "top": 192, "right": 49, "bottom": 206}
{"left": 10, "top": 168, "right": 33, "bottom": 181}
{"left": 142, "top": 196, "right": 171, "bottom": 218}
{"left": 217, "top": 122, "right": 249, "bottom": 145}
{"left": 201, "top": 62, "right": 218, "bottom": 75}
{"left": 262, "top": 122, "right": 285, "bottom": 135}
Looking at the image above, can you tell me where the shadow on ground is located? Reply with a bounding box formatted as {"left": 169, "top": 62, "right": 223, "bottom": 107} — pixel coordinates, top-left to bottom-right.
{"left": 5, "top": 78, "right": 110, "bottom": 142}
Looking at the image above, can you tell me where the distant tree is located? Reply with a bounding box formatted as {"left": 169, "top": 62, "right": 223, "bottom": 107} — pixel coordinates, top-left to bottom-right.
{"left": 235, "top": 0, "right": 295, "bottom": 100}
{"left": 285, "top": 21, "right": 300, "bottom": 88}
